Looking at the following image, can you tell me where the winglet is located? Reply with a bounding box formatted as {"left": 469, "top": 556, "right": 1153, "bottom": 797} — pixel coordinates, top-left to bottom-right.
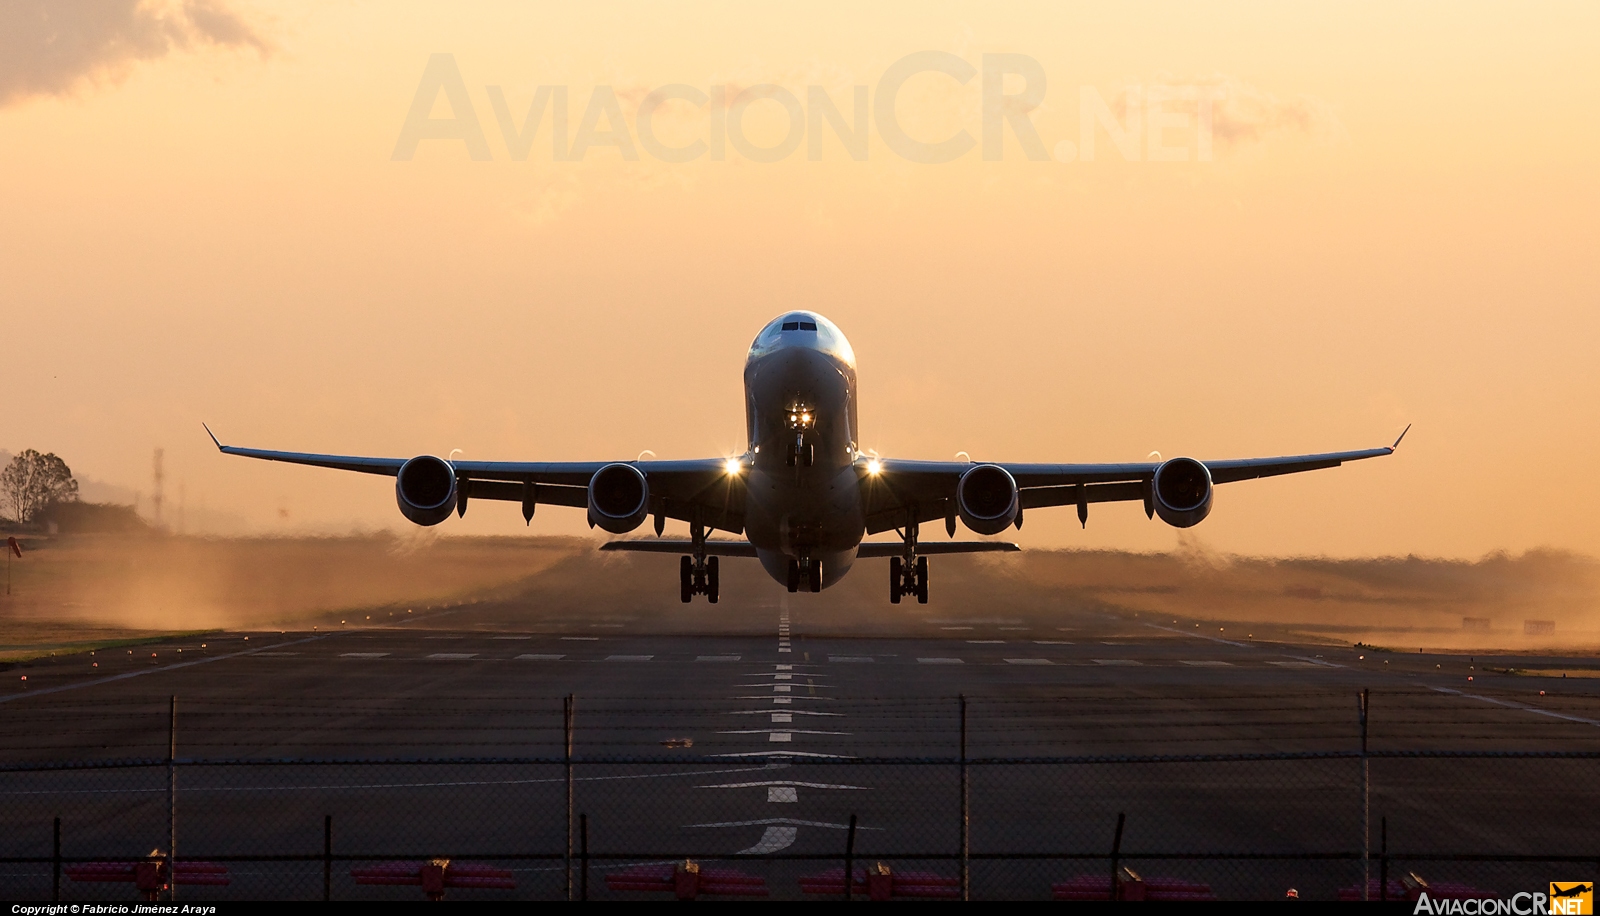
{"left": 1391, "top": 423, "right": 1411, "bottom": 451}
{"left": 202, "top": 423, "right": 223, "bottom": 450}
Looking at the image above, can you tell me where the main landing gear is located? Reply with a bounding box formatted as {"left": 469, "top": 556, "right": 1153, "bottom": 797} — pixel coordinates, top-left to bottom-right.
{"left": 889, "top": 519, "right": 929, "bottom": 604}
{"left": 786, "top": 557, "right": 822, "bottom": 593}
{"left": 679, "top": 522, "right": 718, "bottom": 603}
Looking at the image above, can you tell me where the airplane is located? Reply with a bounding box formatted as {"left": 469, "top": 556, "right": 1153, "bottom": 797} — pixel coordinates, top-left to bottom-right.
{"left": 206, "top": 311, "right": 1407, "bottom": 605}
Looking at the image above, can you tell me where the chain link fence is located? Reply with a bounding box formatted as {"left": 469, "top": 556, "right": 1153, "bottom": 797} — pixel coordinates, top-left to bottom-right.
{"left": 3, "top": 690, "right": 1598, "bottom": 900}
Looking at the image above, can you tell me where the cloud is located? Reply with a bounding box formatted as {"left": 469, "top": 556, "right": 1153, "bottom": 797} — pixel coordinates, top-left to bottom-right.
{"left": 0, "top": 0, "right": 268, "bottom": 108}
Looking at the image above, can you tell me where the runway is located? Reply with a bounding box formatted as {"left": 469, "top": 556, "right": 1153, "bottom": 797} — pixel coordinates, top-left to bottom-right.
{"left": 4, "top": 600, "right": 1600, "bottom": 900}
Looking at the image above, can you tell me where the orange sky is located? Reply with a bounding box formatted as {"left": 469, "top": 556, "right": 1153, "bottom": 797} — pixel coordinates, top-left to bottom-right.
{"left": 2, "top": 1, "right": 1597, "bottom": 557}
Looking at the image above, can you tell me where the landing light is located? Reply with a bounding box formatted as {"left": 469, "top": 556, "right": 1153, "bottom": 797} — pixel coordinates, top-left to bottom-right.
{"left": 867, "top": 459, "right": 882, "bottom": 475}
{"left": 725, "top": 458, "right": 742, "bottom": 476}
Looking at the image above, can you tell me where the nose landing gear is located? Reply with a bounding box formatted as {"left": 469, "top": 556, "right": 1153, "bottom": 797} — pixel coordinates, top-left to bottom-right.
{"left": 889, "top": 520, "right": 929, "bottom": 604}
{"left": 785, "top": 557, "right": 822, "bottom": 593}
{"left": 678, "top": 522, "right": 719, "bottom": 603}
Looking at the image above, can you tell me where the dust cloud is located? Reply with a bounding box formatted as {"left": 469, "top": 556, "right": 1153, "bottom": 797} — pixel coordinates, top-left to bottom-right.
{"left": 3, "top": 534, "right": 1598, "bottom": 656}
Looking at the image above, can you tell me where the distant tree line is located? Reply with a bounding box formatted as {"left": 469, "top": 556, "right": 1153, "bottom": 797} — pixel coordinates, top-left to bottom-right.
{"left": 1, "top": 450, "right": 79, "bottom": 525}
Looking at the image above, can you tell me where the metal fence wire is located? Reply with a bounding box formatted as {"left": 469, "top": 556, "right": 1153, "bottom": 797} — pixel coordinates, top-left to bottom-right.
{"left": 2, "top": 693, "right": 1598, "bottom": 901}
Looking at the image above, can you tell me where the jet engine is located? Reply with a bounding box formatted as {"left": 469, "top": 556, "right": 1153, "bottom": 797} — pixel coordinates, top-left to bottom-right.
{"left": 1152, "top": 456, "right": 1214, "bottom": 528}
{"left": 956, "top": 464, "right": 1019, "bottom": 535}
{"left": 395, "top": 455, "right": 457, "bottom": 527}
{"left": 588, "top": 463, "right": 650, "bottom": 534}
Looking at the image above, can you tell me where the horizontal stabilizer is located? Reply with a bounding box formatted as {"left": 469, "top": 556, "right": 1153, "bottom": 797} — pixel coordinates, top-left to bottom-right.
{"left": 856, "top": 541, "right": 1020, "bottom": 558}
{"left": 600, "top": 539, "right": 760, "bottom": 557}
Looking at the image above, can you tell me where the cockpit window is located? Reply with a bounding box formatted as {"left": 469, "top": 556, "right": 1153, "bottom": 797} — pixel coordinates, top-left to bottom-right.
{"left": 749, "top": 311, "right": 856, "bottom": 367}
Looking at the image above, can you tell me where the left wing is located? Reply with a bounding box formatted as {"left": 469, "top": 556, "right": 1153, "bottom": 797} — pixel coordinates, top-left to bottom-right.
{"left": 862, "top": 426, "right": 1409, "bottom": 534}
{"left": 204, "top": 426, "right": 747, "bottom": 533}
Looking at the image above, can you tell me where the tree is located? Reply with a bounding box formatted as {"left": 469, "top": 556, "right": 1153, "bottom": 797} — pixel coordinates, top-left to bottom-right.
{"left": 1, "top": 450, "right": 79, "bottom": 525}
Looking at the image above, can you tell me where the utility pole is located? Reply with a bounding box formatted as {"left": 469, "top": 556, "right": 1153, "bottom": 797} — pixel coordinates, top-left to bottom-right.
{"left": 152, "top": 449, "right": 165, "bottom": 529}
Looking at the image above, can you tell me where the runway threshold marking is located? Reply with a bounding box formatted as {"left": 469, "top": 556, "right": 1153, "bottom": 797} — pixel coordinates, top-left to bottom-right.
{"left": 1431, "top": 686, "right": 1600, "bottom": 727}
{"left": 0, "top": 633, "right": 338, "bottom": 706}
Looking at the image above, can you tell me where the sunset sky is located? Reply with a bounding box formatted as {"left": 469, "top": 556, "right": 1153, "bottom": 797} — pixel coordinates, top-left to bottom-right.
{"left": 2, "top": 1, "right": 1596, "bottom": 558}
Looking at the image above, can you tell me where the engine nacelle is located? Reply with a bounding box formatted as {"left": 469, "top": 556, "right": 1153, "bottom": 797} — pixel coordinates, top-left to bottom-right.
{"left": 588, "top": 463, "right": 650, "bottom": 534}
{"left": 395, "top": 455, "right": 457, "bottom": 527}
{"left": 1152, "top": 456, "right": 1214, "bottom": 528}
{"left": 956, "top": 464, "right": 1019, "bottom": 535}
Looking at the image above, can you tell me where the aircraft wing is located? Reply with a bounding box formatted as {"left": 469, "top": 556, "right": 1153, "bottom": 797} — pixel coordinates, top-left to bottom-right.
{"left": 861, "top": 427, "right": 1408, "bottom": 535}
{"left": 205, "top": 426, "right": 747, "bottom": 533}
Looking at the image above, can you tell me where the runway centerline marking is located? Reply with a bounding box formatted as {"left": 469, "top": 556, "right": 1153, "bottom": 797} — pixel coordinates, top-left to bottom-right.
{"left": 560, "top": 637, "right": 599, "bottom": 641}
{"left": 340, "top": 653, "right": 389, "bottom": 658}
{"left": 699, "top": 781, "right": 867, "bottom": 790}
{"left": 427, "top": 653, "right": 477, "bottom": 660}
{"left": 1181, "top": 660, "right": 1233, "bottom": 667}
{"left": 605, "top": 655, "right": 653, "bottom": 661}
{"left": 768, "top": 787, "right": 798, "bottom": 803}
{"left": 516, "top": 654, "right": 565, "bottom": 661}
{"left": 1093, "top": 659, "right": 1142, "bottom": 666}
{"left": 720, "top": 729, "right": 850, "bottom": 736}
{"left": 1033, "top": 640, "right": 1073, "bottom": 645}
{"left": 1005, "top": 658, "right": 1054, "bottom": 665}
{"left": 918, "top": 658, "right": 964, "bottom": 664}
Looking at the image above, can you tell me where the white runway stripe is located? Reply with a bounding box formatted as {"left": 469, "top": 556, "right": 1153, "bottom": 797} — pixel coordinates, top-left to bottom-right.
{"left": 918, "top": 658, "right": 963, "bottom": 664}
{"left": 427, "top": 653, "right": 477, "bottom": 660}
{"left": 1093, "top": 659, "right": 1142, "bottom": 666}
{"left": 697, "top": 655, "right": 741, "bottom": 661}
{"left": 1004, "top": 658, "right": 1053, "bottom": 665}
{"left": 605, "top": 654, "right": 653, "bottom": 661}
{"left": 516, "top": 654, "right": 565, "bottom": 660}
{"left": 1182, "top": 660, "right": 1233, "bottom": 667}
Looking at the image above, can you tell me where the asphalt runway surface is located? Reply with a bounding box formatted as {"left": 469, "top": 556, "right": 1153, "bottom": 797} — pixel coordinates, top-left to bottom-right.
{"left": 5, "top": 597, "right": 1600, "bottom": 901}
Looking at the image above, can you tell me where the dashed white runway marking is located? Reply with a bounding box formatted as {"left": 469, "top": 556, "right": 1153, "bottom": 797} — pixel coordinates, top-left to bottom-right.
{"left": 1181, "top": 660, "right": 1233, "bottom": 667}
{"left": 775, "top": 674, "right": 792, "bottom": 680}
{"left": 918, "top": 658, "right": 963, "bottom": 664}
{"left": 517, "top": 654, "right": 565, "bottom": 661}
{"left": 829, "top": 656, "right": 873, "bottom": 663}
{"left": 697, "top": 655, "right": 741, "bottom": 662}
{"left": 699, "top": 780, "right": 868, "bottom": 791}
{"left": 999, "top": 627, "right": 1029, "bottom": 631}
{"left": 1033, "top": 640, "right": 1073, "bottom": 645}
{"left": 773, "top": 685, "right": 791, "bottom": 692}
{"left": 719, "top": 729, "right": 850, "bottom": 737}
{"left": 427, "top": 653, "right": 477, "bottom": 660}
{"left": 739, "top": 826, "right": 797, "bottom": 853}
{"left": 1092, "top": 659, "right": 1141, "bottom": 666}
{"left": 725, "top": 709, "right": 842, "bottom": 717}
{"left": 340, "top": 653, "right": 389, "bottom": 658}
{"left": 1282, "top": 655, "right": 1343, "bottom": 668}
{"left": 561, "top": 637, "right": 599, "bottom": 641}
{"left": 771, "top": 698, "right": 792, "bottom": 705}
{"left": 1005, "top": 658, "right": 1053, "bottom": 666}
{"left": 712, "top": 751, "right": 854, "bottom": 759}
{"left": 776, "top": 664, "right": 792, "bottom": 670}
{"left": 772, "top": 713, "right": 792, "bottom": 722}
{"left": 769, "top": 733, "right": 791, "bottom": 742}
{"left": 605, "top": 654, "right": 653, "bottom": 661}
{"left": 768, "top": 787, "right": 797, "bottom": 802}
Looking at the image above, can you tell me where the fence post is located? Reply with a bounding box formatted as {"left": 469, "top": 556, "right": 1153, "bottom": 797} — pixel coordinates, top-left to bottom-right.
{"left": 1109, "top": 812, "right": 1126, "bottom": 901}
{"left": 579, "top": 813, "right": 589, "bottom": 902}
{"left": 1360, "top": 688, "right": 1370, "bottom": 902}
{"left": 959, "top": 694, "right": 969, "bottom": 901}
{"left": 1379, "top": 815, "right": 1388, "bottom": 902}
{"left": 323, "top": 814, "right": 332, "bottom": 901}
{"left": 168, "top": 695, "right": 177, "bottom": 902}
{"left": 844, "top": 813, "right": 857, "bottom": 901}
{"left": 52, "top": 816, "right": 61, "bottom": 902}
{"left": 564, "top": 694, "right": 575, "bottom": 901}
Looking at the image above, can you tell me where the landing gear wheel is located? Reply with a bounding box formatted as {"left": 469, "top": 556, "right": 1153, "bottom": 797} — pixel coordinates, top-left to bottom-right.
{"left": 889, "top": 556, "right": 902, "bottom": 604}
{"left": 786, "top": 559, "right": 800, "bottom": 593}
{"left": 801, "top": 444, "right": 814, "bottom": 467}
{"left": 915, "top": 556, "right": 929, "bottom": 604}
{"left": 679, "top": 556, "right": 693, "bottom": 603}
{"left": 808, "top": 560, "right": 822, "bottom": 593}
{"left": 706, "top": 556, "right": 720, "bottom": 604}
